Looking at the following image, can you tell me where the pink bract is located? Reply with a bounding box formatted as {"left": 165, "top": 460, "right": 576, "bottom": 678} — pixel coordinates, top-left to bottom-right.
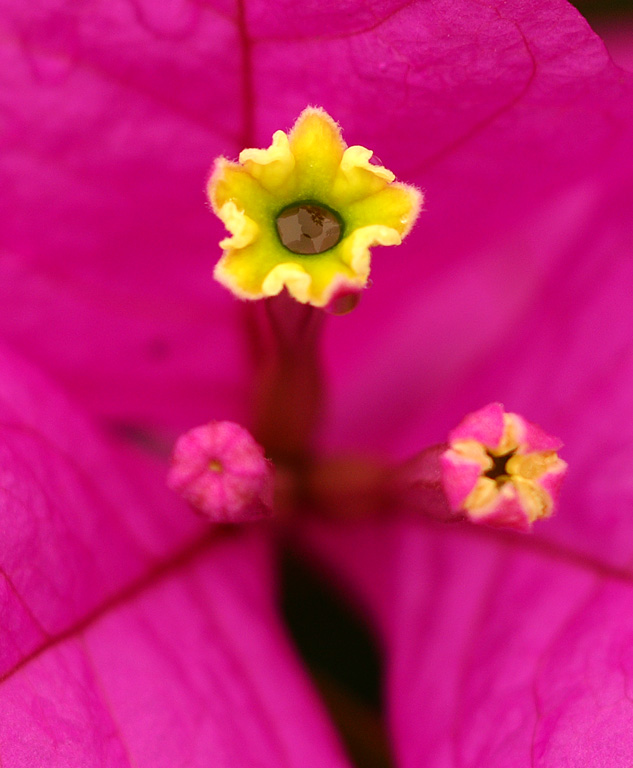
{"left": 1, "top": 0, "right": 633, "bottom": 766}
{"left": 0, "top": 344, "right": 348, "bottom": 767}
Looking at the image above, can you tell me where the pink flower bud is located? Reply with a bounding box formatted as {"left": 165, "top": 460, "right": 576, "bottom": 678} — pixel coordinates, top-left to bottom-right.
{"left": 167, "top": 421, "right": 274, "bottom": 523}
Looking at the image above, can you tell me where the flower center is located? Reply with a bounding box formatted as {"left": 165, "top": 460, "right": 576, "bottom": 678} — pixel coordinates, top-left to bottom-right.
{"left": 484, "top": 450, "right": 514, "bottom": 483}
{"left": 276, "top": 202, "right": 342, "bottom": 255}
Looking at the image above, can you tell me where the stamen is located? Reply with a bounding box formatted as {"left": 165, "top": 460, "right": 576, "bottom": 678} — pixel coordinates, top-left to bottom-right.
{"left": 167, "top": 421, "right": 274, "bottom": 523}
{"left": 440, "top": 403, "right": 567, "bottom": 531}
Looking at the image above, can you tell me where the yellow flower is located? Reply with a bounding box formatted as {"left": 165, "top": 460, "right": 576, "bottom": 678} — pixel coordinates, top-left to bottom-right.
{"left": 208, "top": 107, "right": 422, "bottom": 311}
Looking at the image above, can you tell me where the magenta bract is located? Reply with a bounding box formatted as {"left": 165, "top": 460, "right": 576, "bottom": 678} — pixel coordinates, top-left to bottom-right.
{"left": 1, "top": 0, "right": 633, "bottom": 766}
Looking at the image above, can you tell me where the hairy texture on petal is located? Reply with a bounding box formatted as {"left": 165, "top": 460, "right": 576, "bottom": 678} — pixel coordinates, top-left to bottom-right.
{"left": 0, "top": 349, "right": 349, "bottom": 767}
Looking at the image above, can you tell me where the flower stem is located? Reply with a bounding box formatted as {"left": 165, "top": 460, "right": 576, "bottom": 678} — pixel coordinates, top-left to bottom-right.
{"left": 246, "top": 292, "right": 325, "bottom": 466}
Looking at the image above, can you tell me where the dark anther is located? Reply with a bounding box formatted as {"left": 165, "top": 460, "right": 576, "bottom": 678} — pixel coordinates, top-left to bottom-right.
{"left": 276, "top": 203, "right": 342, "bottom": 255}
{"left": 484, "top": 451, "right": 515, "bottom": 483}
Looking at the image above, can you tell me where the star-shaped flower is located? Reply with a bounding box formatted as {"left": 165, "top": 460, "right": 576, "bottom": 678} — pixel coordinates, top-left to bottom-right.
{"left": 209, "top": 107, "right": 421, "bottom": 310}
